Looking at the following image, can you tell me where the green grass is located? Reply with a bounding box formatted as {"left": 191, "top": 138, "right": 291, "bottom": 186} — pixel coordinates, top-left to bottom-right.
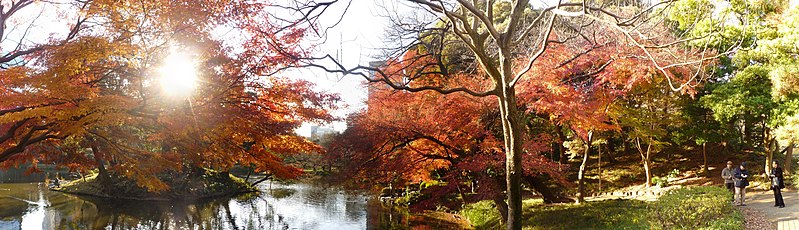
{"left": 460, "top": 186, "right": 743, "bottom": 230}
{"left": 524, "top": 199, "right": 649, "bottom": 230}
{"left": 461, "top": 199, "right": 647, "bottom": 230}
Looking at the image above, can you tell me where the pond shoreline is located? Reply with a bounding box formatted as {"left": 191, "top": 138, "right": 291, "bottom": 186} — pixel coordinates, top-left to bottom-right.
{"left": 51, "top": 187, "right": 258, "bottom": 202}
{"left": 51, "top": 171, "right": 257, "bottom": 201}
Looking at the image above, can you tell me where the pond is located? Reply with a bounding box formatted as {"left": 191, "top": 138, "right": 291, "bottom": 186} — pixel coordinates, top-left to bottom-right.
{"left": 0, "top": 169, "right": 463, "bottom": 230}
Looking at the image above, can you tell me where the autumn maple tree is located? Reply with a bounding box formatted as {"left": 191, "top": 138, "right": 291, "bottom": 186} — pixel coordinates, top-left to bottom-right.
{"left": 0, "top": 0, "right": 336, "bottom": 192}
{"left": 302, "top": 1, "right": 728, "bottom": 228}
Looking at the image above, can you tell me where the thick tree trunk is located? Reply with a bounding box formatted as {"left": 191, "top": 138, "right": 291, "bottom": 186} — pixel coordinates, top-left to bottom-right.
{"left": 785, "top": 142, "right": 794, "bottom": 176}
{"left": 524, "top": 175, "right": 573, "bottom": 203}
{"left": 90, "top": 142, "right": 111, "bottom": 186}
{"left": 577, "top": 131, "right": 593, "bottom": 204}
{"left": 497, "top": 88, "right": 523, "bottom": 230}
{"left": 555, "top": 126, "right": 568, "bottom": 164}
{"left": 742, "top": 113, "right": 750, "bottom": 146}
{"left": 605, "top": 140, "right": 618, "bottom": 164}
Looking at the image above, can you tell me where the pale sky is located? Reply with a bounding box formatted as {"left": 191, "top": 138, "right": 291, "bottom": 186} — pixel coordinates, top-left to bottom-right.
{"left": 294, "top": 0, "right": 412, "bottom": 136}
{"left": 293, "top": 0, "right": 566, "bottom": 136}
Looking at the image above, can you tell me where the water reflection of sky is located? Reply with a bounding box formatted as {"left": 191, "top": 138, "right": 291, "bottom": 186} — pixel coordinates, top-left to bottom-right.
{"left": 220, "top": 182, "right": 369, "bottom": 229}
{"left": 19, "top": 189, "right": 46, "bottom": 230}
{"left": 0, "top": 182, "right": 377, "bottom": 230}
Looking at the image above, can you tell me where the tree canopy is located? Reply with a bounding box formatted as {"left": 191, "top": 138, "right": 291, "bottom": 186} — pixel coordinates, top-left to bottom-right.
{"left": 0, "top": 0, "right": 336, "bottom": 191}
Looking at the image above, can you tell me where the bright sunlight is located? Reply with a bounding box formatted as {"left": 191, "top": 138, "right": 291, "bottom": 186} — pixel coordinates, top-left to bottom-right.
{"left": 158, "top": 48, "right": 198, "bottom": 96}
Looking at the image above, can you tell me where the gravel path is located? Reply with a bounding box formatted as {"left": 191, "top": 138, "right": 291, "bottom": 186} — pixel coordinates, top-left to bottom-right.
{"left": 740, "top": 205, "right": 777, "bottom": 230}
{"left": 743, "top": 188, "right": 799, "bottom": 230}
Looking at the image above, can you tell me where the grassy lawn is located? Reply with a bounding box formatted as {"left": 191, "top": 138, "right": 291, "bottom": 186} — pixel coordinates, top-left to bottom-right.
{"left": 460, "top": 186, "right": 743, "bottom": 230}
{"left": 461, "top": 199, "right": 648, "bottom": 230}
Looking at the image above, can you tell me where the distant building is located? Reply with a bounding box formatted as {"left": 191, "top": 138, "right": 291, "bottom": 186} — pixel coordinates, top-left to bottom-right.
{"left": 310, "top": 126, "right": 337, "bottom": 143}
{"left": 366, "top": 61, "right": 387, "bottom": 99}
{"left": 365, "top": 61, "right": 390, "bottom": 112}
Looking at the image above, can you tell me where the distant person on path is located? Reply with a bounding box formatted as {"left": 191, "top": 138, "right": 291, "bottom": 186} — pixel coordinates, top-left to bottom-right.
{"left": 733, "top": 162, "right": 750, "bottom": 206}
{"left": 769, "top": 161, "right": 785, "bottom": 208}
{"left": 722, "top": 161, "right": 735, "bottom": 196}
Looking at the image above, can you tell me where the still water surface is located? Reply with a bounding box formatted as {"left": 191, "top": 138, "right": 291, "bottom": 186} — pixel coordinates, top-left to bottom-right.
{"left": 0, "top": 182, "right": 393, "bottom": 230}
{"left": 0, "top": 172, "right": 458, "bottom": 230}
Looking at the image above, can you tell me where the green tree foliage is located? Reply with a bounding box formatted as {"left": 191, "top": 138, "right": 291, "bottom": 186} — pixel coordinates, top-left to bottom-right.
{"left": 673, "top": 0, "right": 799, "bottom": 173}
{"left": 611, "top": 77, "right": 687, "bottom": 187}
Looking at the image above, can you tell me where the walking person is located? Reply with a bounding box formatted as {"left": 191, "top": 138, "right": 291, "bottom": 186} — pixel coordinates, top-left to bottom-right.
{"left": 770, "top": 161, "right": 785, "bottom": 208}
{"left": 721, "top": 161, "right": 735, "bottom": 198}
{"left": 733, "top": 162, "right": 750, "bottom": 206}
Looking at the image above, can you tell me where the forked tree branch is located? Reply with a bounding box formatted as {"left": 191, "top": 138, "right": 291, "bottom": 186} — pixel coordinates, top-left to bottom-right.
{"left": 299, "top": 54, "right": 497, "bottom": 97}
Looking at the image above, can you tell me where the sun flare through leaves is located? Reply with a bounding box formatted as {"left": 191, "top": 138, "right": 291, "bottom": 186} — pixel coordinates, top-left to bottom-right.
{"left": 158, "top": 47, "right": 199, "bottom": 97}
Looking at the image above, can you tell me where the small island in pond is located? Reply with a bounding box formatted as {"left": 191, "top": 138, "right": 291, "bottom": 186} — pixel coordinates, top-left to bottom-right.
{"left": 52, "top": 169, "right": 260, "bottom": 201}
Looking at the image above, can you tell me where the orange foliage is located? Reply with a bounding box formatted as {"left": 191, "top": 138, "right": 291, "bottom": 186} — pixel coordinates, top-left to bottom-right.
{"left": 0, "top": 0, "right": 335, "bottom": 192}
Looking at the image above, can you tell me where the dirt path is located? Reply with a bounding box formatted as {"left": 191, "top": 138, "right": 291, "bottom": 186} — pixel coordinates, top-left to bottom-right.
{"left": 744, "top": 188, "right": 799, "bottom": 230}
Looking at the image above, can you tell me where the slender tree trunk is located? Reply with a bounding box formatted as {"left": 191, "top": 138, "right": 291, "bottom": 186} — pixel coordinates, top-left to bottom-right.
{"left": 598, "top": 143, "right": 602, "bottom": 193}
{"left": 785, "top": 142, "right": 794, "bottom": 176}
{"left": 493, "top": 197, "right": 510, "bottom": 223}
{"left": 643, "top": 152, "right": 651, "bottom": 187}
{"left": 636, "top": 138, "right": 653, "bottom": 187}
{"left": 250, "top": 174, "right": 273, "bottom": 187}
{"left": 577, "top": 131, "right": 593, "bottom": 204}
{"left": 245, "top": 169, "right": 252, "bottom": 182}
{"left": 764, "top": 128, "right": 774, "bottom": 177}
{"left": 644, "top": 142, "right": 653, "bottom": 187}
{"left": 703, "top": 142, "right": 709, "bottom": 178}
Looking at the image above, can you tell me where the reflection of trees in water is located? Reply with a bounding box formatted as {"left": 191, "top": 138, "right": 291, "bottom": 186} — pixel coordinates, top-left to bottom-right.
{"left": 0, "top": 198, "right": 27, "bottom": 218}
{"left": 1, "top": 183, "right": 406, "bottom": 229}
{"left": 365, "top": 200, "right": 418, "bottom": 230}
{"left": 301, "top": 184, "right": 331, "bottom": 206}
{"left": 344, "top": 194, "right": 368, "bottom": 222}
{"left": 69, "top": 193, "right": 277, "bottom": 229}
{"left": 269, "top": 188, "right": 296, "bottom": 199}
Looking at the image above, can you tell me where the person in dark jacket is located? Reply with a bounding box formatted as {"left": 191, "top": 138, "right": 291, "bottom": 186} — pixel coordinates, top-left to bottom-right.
{"left": 733, "top": 162, "right": 750, "bottom": 206}
{"left": 770, "top": 161, "right": 785, "bottom": 208}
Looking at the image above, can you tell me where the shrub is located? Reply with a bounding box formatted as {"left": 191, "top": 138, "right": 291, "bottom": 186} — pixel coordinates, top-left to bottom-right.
{"left": 460, "top": 199, "right": 648, "bottom": 229}
{"left": 394, "top": 190, "right": 425, "bottom": 205}
{"left": 419, "top": 180, "right": 446, "bottom": 190}
{"left": 668, "top": 169, "right": 681, "bottom": 179}
{"left": 459, "top": 200, "right": 502, "bottom": 229}
{"left": 652, "top": 176, "right": 669, "bottom": 187}
{"left": 648, "top": 186, "right": 743, "bottom": 230}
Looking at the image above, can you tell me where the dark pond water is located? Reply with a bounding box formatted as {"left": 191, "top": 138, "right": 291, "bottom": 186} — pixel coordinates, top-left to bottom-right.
{"left": 0, "top": 168, "right": 459, "bottom": 230}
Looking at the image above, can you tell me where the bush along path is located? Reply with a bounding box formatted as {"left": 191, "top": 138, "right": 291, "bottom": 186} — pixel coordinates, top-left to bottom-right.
{"left": 741, "top": 189, "right": 799, "bottom": 230}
